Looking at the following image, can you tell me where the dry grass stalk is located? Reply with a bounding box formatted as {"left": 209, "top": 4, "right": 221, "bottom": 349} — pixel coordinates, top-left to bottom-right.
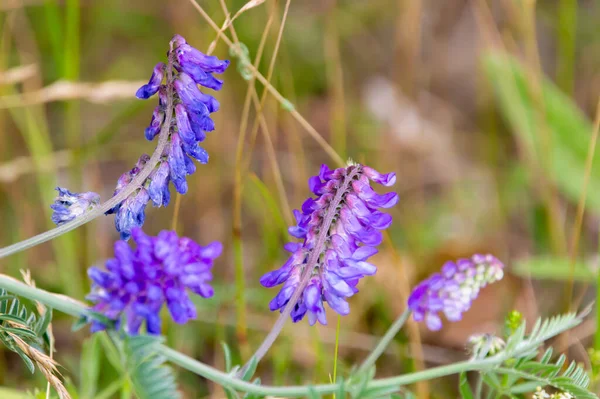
{"left": 0, "top": 79, "right": 146, "bottom": 108}
{"left": 19, "top": 270, "right": 67, "bottom": 399}
{"left": 7, "top": 332, "right": 70, "bottom": 399}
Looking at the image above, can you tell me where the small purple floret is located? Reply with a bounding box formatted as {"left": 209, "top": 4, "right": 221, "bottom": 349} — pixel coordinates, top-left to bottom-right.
{"left": 407, "top": 254, "right": 504, "bottom": 331}
{"left": 50, "top": 187, "right": 100, "bottom": 225}
{"left": 261, "top": 163, "right": 398, "bottom": 325}
{"left": 136, "top": 63, "right": 165, "bottom": 99}
{"left": 87, "top": 228, "right": 222, "bottom": 335}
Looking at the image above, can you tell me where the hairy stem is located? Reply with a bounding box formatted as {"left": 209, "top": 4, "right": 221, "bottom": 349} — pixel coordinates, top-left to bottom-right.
{"left": 0, "top": 273, "right": 585, "bottom": 398}
{"left": 0, "top": 53, "right": 176, "bottom": 259}
{"left": 240, "top": 167, "right": 360, "bottom": 373}
{"left": 358, "top": 309, "right": 411, "bottom": 373}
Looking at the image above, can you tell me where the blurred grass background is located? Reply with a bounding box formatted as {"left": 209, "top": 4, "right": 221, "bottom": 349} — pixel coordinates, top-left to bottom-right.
{"left": 1, "top": 0, "right": 600, "bottom": 397}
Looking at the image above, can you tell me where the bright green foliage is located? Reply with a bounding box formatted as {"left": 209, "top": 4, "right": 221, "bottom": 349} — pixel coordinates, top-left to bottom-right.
{"left": 458, "top": 372, "right": 474, "bottom": 399}
{"left": 458, "top": 310, "right": 597, "bottom": 398}
{"left": 123, "top": 335, "right": 181, "bottom": 399}
{"left": 513, "top": 256, "right": 595, "bottom": 282}
{"left": 481, "top": 311, "right": 595, "bottom": 398}
{"left": 499, "top": 347, "right": 593, "bottom": 398}
{"left": 484, "top": 52, "right": 600, "bottom": 211}
{"left": 0, "top": 288, "right": 52, "bottom": 373}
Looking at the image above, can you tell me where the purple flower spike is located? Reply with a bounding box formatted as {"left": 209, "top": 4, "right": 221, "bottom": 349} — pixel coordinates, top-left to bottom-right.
{"left": 50, "top": 187, "right": 100, "bottom": 225}
{"left": 87, "top": 228, "right": 222, "bottom": 335}
{"left": 408, "top": 254, "right": 504, "bottom": 331}
{"left": 261, "top": 162, "right": 398, "bottom": 325}
{"left": 103, "top": 35, "right": 229, "bottom": 239}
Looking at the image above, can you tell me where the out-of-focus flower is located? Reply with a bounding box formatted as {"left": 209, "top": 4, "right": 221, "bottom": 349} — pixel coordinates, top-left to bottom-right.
{"left": 50, "top": 187, "right": 100, "bottom": 225}
{"left": 533, "top": 387, "right": 573, "bottom": 399}
{"left": 87, "top": 228, "right": 222, "bottom": 335}
{"left": 407, "top": 254, "right": 504, "bottom": 331}
{"left": 105, "top": 35, "right": 229, "bottom": 240}
{"left": 467, "top": 333, "right": 505, "bottom": 358}
{"left": 260, "top": 162, "right": 398, "bottom": 325}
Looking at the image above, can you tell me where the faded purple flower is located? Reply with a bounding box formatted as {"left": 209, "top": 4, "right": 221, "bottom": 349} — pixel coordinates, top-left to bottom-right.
{"left": 407, "top": 254, "right": 504, "bottom": 331}
{"left": 50, "top": 187, "right": 100, "bottom": 225}
{"left": 106, "top": 35, "right": 229, "bottom": 240}
{"left": 261, "top": 162, "right": 398, "bottom": 325}
{"left": 87, "top": 228, "right": 222, "bottom": 335}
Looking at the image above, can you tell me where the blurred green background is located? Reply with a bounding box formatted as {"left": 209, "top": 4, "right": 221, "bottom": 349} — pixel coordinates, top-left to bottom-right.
{"left": 1, "top": 0, "right": 600, "bottom": 397}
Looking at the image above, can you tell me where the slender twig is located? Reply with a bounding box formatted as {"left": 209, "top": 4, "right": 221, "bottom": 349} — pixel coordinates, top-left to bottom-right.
{"left": 187, "top": 0, "right": 344, "bottom": 166}
{"left": 567, "top": 97, "right": 600, "bottom": 310}
{"left": 231, "top": 1, "right": 278, "bottom": 352}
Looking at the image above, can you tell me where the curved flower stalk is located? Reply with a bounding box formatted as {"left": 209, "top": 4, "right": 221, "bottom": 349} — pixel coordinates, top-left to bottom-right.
{"left": 408, "top": 254, "right": 504, "bottom": 331}
{"left": 86, "top": 228, "right": 222, "bottom": 335}
{"left": 260, "top": 162, "right": 398, "bottom": 325}
{"left": 105, "top": 35, "right": 230, "bottom": 240}
{"left": 50, "top": 187, "right": 100, "bottom": 225}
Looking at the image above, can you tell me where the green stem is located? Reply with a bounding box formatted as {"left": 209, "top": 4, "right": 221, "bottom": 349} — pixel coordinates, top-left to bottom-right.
{"left": 0, "top": 275, "right": 584, "bottom": 398}
{"left": 358, "top": 309, "right": 411, "bottom": 373}
{"left": 475, "top": 373, "right": 484, "bottom": 399}
{"left": 595, "top": 220, "right": 600, "bottom": 350}
{"left": 332, "top": 314, "right": 341, "bottom": 399}
{"left": 0, "top": 274, "right": 483, "bottom": 396}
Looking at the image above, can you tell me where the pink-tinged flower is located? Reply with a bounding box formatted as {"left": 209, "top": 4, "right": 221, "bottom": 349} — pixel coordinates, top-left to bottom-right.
{"left": 261, "top": 162, "right": 398, "bottom": 325}
{"left": 408, "top": 254, "right": 504, "bottom": 331}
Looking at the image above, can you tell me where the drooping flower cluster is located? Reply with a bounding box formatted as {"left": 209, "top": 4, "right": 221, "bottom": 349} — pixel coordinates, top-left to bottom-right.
{"left": 407, "top": 254, "right": 504, "bottom": 331}
{"left": 105, "top": 34, "right": 229, "bottom": 240}
{"left": 260, "top": 162, "right": 398, "bottom": 325}
{"left": 87, "top": 228, "right": 221, "bottom": 335}
{"left": 50, "top": 187, "right": 100, "bottom": 225}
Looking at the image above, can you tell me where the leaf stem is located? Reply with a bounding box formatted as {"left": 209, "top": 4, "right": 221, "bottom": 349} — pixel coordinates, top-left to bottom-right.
{"left": 358, "top": 309, "right": 411, "bottom": 374}
{"left": 0, "top": 273, "right": 587, "bottom": 398}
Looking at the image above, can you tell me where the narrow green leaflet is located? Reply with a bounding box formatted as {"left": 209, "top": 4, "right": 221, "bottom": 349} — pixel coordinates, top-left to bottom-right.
{"left": 458, "top": 372, "right": 474, "bottom": 399}
{"left": 123, "top": 335, "right": 181, "bottom": 399}
{"left": 512, "top": 256, "right": 596, "bottom": 282}
{"left": 484, "top": 51, "right": 600, "bottom": 211}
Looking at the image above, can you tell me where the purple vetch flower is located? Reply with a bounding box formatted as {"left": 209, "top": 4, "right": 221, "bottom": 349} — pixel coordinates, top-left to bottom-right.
{"left": 407, "top": 254, "right": 504, "bottom": 331}
{"left": 87, "top": 228, "right": 222, "bottom": 335}
{"left": 260, "top": 162, "right": 398, "bottom": 325}
{"left": 105, "top": 155, "right": 152, "bottom": 240}
{"left": 50, "top": 187, "right": 100, "bottom": 225}
{"left": 105, "top": 35, "right": 229, "bottom": 240}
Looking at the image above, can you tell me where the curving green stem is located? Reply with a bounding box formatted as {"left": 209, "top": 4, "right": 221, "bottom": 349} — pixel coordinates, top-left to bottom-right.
{"left": 0, "top": 274, "right": 585, "bottom": 397}
{"left": 0, "top": 274, "right": 513, "bottom": 397}
{"left": 358, "top": 308, "right": 411, "bottom": 373}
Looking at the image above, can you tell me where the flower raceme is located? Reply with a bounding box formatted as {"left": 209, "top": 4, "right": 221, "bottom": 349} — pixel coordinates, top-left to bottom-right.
{"left": 86, "top": 228, "right": 221, "bottom": 335}
{"left": 407, "top": 254, "right": 504, "bottom": 331}
{"left": 106, "top": 35, "right": 230, "bottom": 240}
{"left": 260, "top": 162, "right": 398, "bottom": 325}
{"left": 50, "top": 187, "right": 100, "bottom": 225}
{"left": 49, "top": 35, "right": 230, "bottom": 240}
